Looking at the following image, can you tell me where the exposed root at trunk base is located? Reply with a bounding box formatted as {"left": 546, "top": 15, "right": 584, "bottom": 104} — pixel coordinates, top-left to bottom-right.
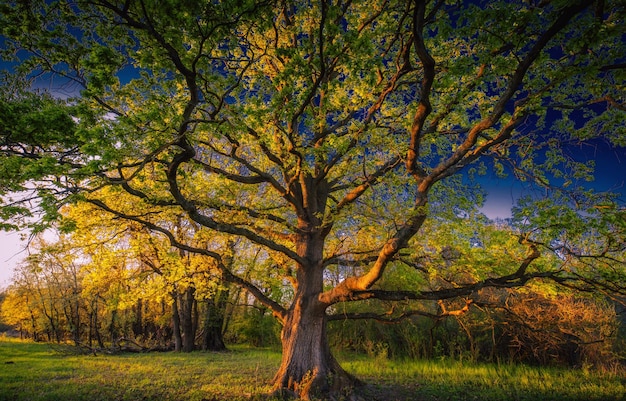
{"left": 269, "top": 367, "right": 364, "bottom": 401}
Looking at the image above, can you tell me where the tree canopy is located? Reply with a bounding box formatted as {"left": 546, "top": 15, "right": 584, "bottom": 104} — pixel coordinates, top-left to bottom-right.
{"left": 1, "top": 0, "right": 625, "bottom": 398}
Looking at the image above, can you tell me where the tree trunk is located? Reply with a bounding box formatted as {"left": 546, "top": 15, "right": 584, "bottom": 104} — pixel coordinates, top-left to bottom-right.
{"left": 64, "top": 302, "right": 80, "bottom": 346}
{"left": 29, "top": 307, "right": 38, "bottom": 341}
{"left": 159, "top": 299, "right": 172, "bottom": 347}
{"left": 72, "top": 296, "right": 81, "bottom": 346}
{"left": 109, "top": 309, "right": 119, "bottom": 346}
{"left": 93, "top": 298, "right": 104, "bottom": 348}
{"left": 271, "top": 292, "right": 358, "bottom": 400}
{"left": 192, "top": 297, "right": 199, "bottom": 341}
{"left": 180, "top": 286, "right": 196, "bottom": 352}
{"left": 271, "top": 226, "right": 358, "bottom": 399}
{"left": 132, "top": 298, "right": 143, "bottom": 338}
{"left": 270, "top": 177, "right": 361, "bottom": 399}
{"left": 202, "top": 289, "right": 227, "bottom": 351}
{"left": 172, "top": 293, "right": 182, "bottom": 352}
{"left": 88, "top": 310, "right": 93, "bottom": 347}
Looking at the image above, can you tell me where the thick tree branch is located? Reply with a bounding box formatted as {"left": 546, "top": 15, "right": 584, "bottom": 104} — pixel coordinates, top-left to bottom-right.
{"left": 425, "top": 0, "right": 594, "bottom": 187}
{"left": 406, "top": 0, "right": 435, "bottom": 178}
{"left": 322, "top": 236, "right": 543, "bottom": 306}
{"left": 166, "top": 143, "right": 305, "bottom": 264}
{"left": 319, "top": 195, "right": 429, "bottom": 305}
{"left": 191, "top": 158, "right": 266, "bottom": 185}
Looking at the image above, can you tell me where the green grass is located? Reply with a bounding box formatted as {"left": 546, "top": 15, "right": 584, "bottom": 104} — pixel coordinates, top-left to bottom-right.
{"left": 1, "top": 338, "right": 624, "bottom": 401}
{"left": 343, "top": 353, "right": 626, "bottom": 401}
{"left": 0, "top": 338, "right": 278, "bottom": 401}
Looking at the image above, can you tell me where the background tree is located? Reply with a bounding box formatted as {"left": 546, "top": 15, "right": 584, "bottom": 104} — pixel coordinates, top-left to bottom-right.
{"left": 0, "top": 238, "right": 84, "bottom": 343}
{"left": 1, "top": 0, "right": 625, "bottom": 398}
{"left": 65, "top": 197, "right": 231, "bottom": 352}
{"left": 1, "top": 272, "right": 44, "bottom": 341}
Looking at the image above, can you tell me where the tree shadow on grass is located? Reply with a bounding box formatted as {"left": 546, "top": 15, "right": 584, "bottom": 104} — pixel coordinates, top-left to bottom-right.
{"left": 356, "top": 382, "right": 427, "bottom": 401}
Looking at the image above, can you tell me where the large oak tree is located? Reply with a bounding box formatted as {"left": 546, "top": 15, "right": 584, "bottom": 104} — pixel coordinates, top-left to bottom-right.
{"left": 1, "top": 0, "right": 625, "bottom": 398}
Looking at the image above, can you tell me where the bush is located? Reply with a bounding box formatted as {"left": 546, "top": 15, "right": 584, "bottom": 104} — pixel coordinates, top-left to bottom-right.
{"left": 328, "top": 288, "right": 623, "bottom": 371}
{"left": 227, "top": 305, "right": 281, "bottom": 347}
{"left": 495, "top": 291, "right": 620, "bottom": 369}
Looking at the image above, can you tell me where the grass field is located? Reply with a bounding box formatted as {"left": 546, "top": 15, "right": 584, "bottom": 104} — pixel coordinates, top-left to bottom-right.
{"left": 0, "top": 338, "right": 624, "bottom": 401}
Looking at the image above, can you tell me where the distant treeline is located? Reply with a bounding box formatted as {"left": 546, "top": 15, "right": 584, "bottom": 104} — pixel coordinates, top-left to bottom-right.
{"left": 1, "top": 277, "right": 623, "bottom": 370}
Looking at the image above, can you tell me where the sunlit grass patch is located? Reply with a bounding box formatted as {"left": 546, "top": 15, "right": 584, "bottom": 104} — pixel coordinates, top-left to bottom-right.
{"left": 0, "top": 340, "right": 279, "bottom": 401}
{"left": 1, "top": 339, "right": 624, "bottom": 401}
{"left": 341, "top": 354, "right": 626, "bottom": 401}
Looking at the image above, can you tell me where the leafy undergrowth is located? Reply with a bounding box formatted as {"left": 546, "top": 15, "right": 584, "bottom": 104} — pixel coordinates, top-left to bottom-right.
{"left": 0, "top": 338, "right": 624, "bottom": 401}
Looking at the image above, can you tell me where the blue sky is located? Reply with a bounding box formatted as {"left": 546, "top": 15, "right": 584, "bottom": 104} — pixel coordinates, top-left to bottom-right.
{"left": 477, "top": 134, "right": 626, "bottom": 220}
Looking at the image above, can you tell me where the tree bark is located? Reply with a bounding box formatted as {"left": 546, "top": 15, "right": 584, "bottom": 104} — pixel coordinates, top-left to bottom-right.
{"left": 202, "top": 289, "right": 227, "bottom": 351}
{"left": 109, "top": 309, "right": 119, "bottom": 346}
{"left": 92, "top": 298, "right": 105, "bottom": 349}
{"left": 271, "top": 226, "right": 359, "bottom": 400}
{"left": 171, "top": 293, "right": 182, "bottom": 352}
{"left": 271, "top": 291, "right": 358, "bottom": 400}
{"left": 180, "top": 286, "right": 196, "bottom": 352}
{"left": 132, "top": 298, "right": 143, "bottom": 338}
{"left": 88, "top": 310, "right": 93, "bottom": 348}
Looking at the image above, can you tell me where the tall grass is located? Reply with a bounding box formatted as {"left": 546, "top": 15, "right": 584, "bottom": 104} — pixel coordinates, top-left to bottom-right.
{"left": 342, "top": 352, "right": 626, "bottom": 401}
{"left": 1, "top": 338, "right": 624, "bottom": 401}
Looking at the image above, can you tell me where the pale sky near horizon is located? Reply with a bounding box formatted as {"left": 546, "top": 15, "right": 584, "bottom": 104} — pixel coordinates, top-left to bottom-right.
{"left": 0, "top": 230, "right": 28, "bottom": 289}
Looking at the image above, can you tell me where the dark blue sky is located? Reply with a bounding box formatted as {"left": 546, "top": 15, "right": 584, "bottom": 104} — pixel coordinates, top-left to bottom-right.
{"left": 478, "top": 138, "right": 626, "bottom": 219}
